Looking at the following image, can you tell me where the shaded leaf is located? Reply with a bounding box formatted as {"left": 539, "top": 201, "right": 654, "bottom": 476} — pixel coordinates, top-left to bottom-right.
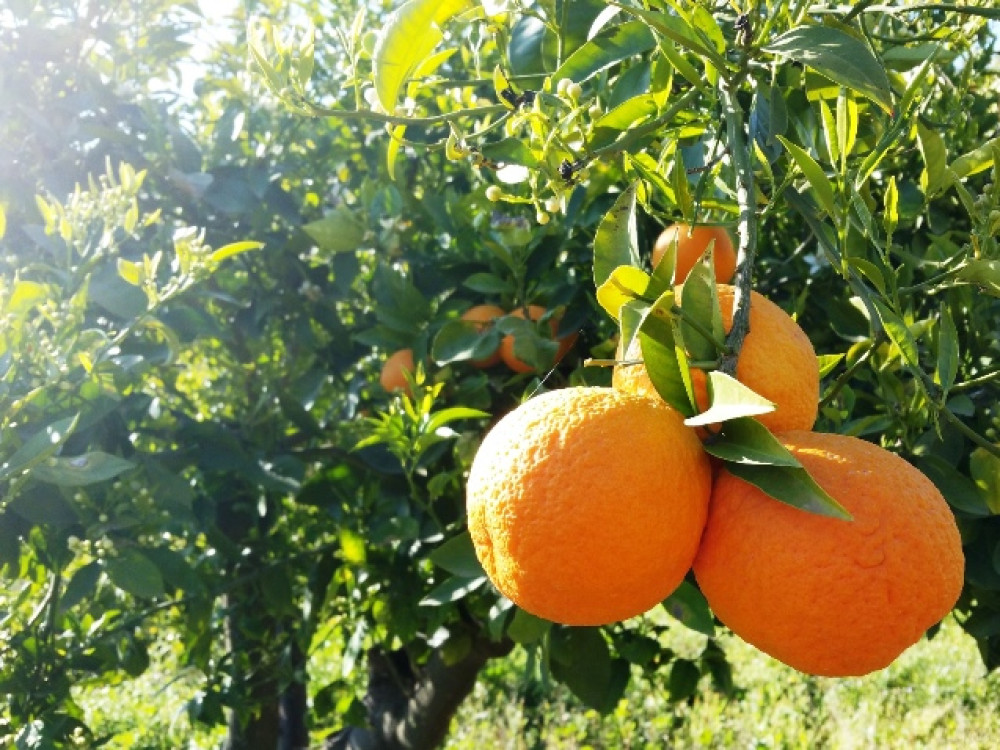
{"left": 662, "top": 581, "right": 714, "bottom": 636}
{"left": 553, "top": 20, "right": 656, "bottom": 84}
{"left": 725, "top": 462, "right": 852, "bottom": 520}
{"left": 32, "top": 452, "right": 135, "bottom": 487}
{"left": 419, "top": 575, "right": 487, "bottom": 606}
{"left": 105, "top": 549, "right": 166, "bottom": 599}
{"left": 703, "top": 417, "right": 801, "bottom": 466}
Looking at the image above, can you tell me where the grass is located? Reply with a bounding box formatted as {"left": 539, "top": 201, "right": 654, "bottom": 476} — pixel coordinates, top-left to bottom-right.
{"left": 77, "top": 615, "right": 1000, "bottom": 749}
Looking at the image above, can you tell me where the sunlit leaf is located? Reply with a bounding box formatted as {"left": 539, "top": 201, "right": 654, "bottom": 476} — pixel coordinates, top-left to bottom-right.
{"left": 764, "top": 26, "right": 892, "bottom": 112}
{"left": 593, "top": 183, "right": 639, "bottom": 287}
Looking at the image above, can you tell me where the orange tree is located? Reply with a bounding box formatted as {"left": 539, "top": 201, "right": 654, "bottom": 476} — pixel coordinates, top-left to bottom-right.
{"left": 2, "top": 0, "right": 1000, "bottom": 747}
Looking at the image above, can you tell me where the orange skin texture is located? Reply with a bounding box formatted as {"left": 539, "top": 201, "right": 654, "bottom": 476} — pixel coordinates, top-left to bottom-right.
{"left": 466, "top": 387, "right": 712, "bottom": 626}
{"left": 652, "top": 224, "right": 737, "bottom": 284}
{"left": 499, "top": 305, "right": 578, "bottom": 374}
{"left": 613, "top": 285, "right": 819, "bottom": 434}
{"left": 693, "top": 430, "right": 965, "bottom": 677}
{"left": 461, "top": 304, "right": 506, "bottom": 368}
{"left": 379, "top": 348, "right": 415, "bottom": 394}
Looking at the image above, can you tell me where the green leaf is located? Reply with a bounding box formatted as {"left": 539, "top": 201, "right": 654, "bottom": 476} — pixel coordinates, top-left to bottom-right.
{"left": 32, "top": 452, "right": 136, "bottom": 487}
{"left": 917, "top": 456, "right": 992, "bottom": 518}
{"left": 424, "top": 407, "right": 489, "bottom": 434}
{"left": 593, "top": 183, "right": 640, "bottom": 287}
{"left": 777, "top": 135, "right": 838, "bottom": 219}
{"left": 506, "top": 608, "right": 551, "bottom": 645}
{"left": 59, "top": 562, "right": 102, "bottom": 615}
{"left": 873, "top": 299, "right": 920, "bottom": 367}
{"left": 210, "top": 241, "right": 264, "bottom": 263}
{"left": 419, "top": 575, "right": 487, "bottom": 606}
{"left": 614, "top": 3, "right": 728, "bottom": 75}
{"left": 117, "top": 258, "right": 142, "bottom": 286}
{"left": 935, "top": 304, "right": 959, "bottom": 394}
{"left": 957, "top": 259, "right": 1000, "bottom": 297}
{"left": 883, "top": 175, "right": 899, "bottom": 239}
{"left": 549, "top": 627, "right": 625, "bottom": 713}
{"left": 480, "top": 138, "right": 541, "bottom": 168}
{"left": 638, "top": 294, "right": 696, "bottom": 417}
{"left": 917, "top": 123, "right": 949, "bottom": 197}
{"left": 818, "top": 353, "right": 844, "bottom": 378}
{"left": 339, "top": 528, "right": 367, "bottom": 565}
{"left": 949, "top": 135, "right": 1000, "bottom": 183}
{"left": 104, "top": 549, "right": 166, "bottom": 599}
{"left": 373, "top": 0, "right": 472, "bottom": 112}
{"left": 463, "top": 272, "right": 513, "bottom": 295}
{"left": 0, "top": 415, "right": 79, "bottom": 481}
{"left": 662, "top": 581, "right": 715, "bottom": 636}
{"left": 552, "top": 20, "right": 656, "bottom": 84}
{"left": 595, "top": 265, "right": 650, "bottom": 320}
{"left": 971, "top": 448, "right": 1000, "bottom": 515}
{"left": 725, "top": 461, "right": 852, "bottom": 520}
{"left": 703, "top": 417, "right": 802, "bottom": 466}
{"left": 432, "top": 320, "right": 500, "bottom": 364}
{"left": 685, "top": 372, "right": 776, "bottom": 426}
{"left": 678, "top": 263, "right": 724, "bottom": 363}
{"left": 588, "top": 94, "right": 659, "bottom": 152}
{"left": 764, "top": 26, "right": 892, "bottom": 112}
{"left": 303, "top": 206, "right": 366, "bottom": 253}
{"left": 668, "top": 658, "right": 702, "bottom": 701}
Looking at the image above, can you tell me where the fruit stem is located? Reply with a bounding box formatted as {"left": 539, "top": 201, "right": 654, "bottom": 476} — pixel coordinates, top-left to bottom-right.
{"left": 718, "top": 76, "right": 757, "bottom": 378}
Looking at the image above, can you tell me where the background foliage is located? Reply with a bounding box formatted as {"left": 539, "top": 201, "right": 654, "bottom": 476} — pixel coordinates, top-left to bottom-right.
{"left": 1, "top": 0, "right": 999, "bottom": 747}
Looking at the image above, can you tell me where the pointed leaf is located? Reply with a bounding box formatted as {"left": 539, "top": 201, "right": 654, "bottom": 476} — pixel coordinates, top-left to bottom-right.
{"left": 935, "top": 304, "right": 959, "bottom": 393}
{"left": 104, "top": 549, "right": 166, "bottom": 599}
{"left": 32, "top": 452, "right": 136, "bottom": 487}
{"left": 725, "top": 462, "right": 852, "bottom": 520}
{"left": 373, "top": 0, "right": 472, "bottom": 112}
{"left": 777, "top": 135, "right": 838, "bottom": 218}
{"left": 703, "top": 417, "right": 801, "bottom": 466}
{"left": 211, "top": 241, "right": 264, "bottom": 263}
{"left": 764, "top": 26, "right": 891, "bottom": 112}
{"left": 593, "top": 184, "right": 640, "bottom": 287}
{"left": 873, "top": 299, "right": 919, "bottom": 367}
{"left": 662, "top": 581, "right": 714, "bottom": 636}
{"left": 685, "top": 372, "right": 775, "bottom": 426}
{"left": 553, "top": 20, "right": 656, "bottom": 84}
{"left": 971, "top": 448, "right": 1000, "bottom": 515}
{"left": 596, "top": 265, "right": 650, "bottom": 320}
{"left": 428, "top": 531, "right": 486, "bottom": 578}
{"left": 303, "top": 206, "right": 366, "bottom": 253}
{"left": 419, "top": 575, "right": 487, "bottom": 606}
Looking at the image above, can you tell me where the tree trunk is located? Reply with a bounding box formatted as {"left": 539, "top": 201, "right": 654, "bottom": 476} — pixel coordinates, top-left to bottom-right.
{"left": 325, "top": 634, "right": 513, "bottom": 750}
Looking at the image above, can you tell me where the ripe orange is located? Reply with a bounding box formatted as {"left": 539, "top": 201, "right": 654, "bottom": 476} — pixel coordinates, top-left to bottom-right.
{"left": 652, "top": 223, "right": 737, "bottom": 284}
{"left": 499, "top": 305, "right": 578, "bottom": 374}
{"left": 379, "top": 348, "right": 415, "bottom": 394}
{"left": 693, "top": 430, "right": 965, "bottom": 677}
{"left": 461, "top": 304, "right": 506, "bottom": 368}
{"left": 613, "top": 285, "right": 818, "bottom": 433}
{"left": 466, "top": 386, "right": 712, "bottom": 626}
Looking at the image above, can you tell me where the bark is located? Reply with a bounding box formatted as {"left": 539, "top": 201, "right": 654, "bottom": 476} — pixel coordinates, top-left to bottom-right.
{"left": 325, "top": 634, "right": 513, "bottom": 750}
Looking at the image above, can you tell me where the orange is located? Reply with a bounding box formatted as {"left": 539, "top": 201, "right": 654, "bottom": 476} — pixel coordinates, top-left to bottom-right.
{"left": 499, "top": 305, "right": 578, "bottom": 374}
{"left": 461, "top": 304, "right": 506, "bottom": 368}
{"left": 466, "top": 386, "right": 712, "bottom": 626}
{"left": 379, "top": 348, "right": 415, "bottom": 393}
{"left": 613, "top": 285, "right": 818, "bottom": 433}
{"left": 692, "top": 430, "right": 965, "bottom": 677}
{"left": 652, "top": 223, "right": 737, "bottom": 284}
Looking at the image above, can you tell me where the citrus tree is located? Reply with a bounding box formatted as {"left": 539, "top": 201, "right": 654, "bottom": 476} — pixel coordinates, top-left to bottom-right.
{"left": 1, "top": 0, "right": 999, "bottom": 748}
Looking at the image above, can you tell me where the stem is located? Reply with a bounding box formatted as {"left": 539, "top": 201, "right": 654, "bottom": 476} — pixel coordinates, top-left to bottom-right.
{"left": 717, "top": 78, "right": 757, "bottom": 378}
{"left": 301, "top": 103, "right": 510, "bottom": 128}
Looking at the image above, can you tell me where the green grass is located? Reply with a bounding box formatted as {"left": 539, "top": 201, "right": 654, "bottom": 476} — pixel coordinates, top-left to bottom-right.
{"left": 77, "top": 616, "right": 1000, "bottom": 749}
{"left": 447, "top": 615, "right": 1000, "bottom": 750}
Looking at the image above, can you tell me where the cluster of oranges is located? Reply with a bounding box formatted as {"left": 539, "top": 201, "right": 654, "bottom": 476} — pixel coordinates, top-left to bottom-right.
{"left": 465, "top": 225, "right": 964, "bottom": 678}
{"left": 379, "top": 305, "right": 578, "bottom": 393}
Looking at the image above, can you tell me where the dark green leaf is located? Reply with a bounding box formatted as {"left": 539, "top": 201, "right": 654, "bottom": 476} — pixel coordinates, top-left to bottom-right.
{"left": 639, "top": 294, "right": 695, "bottom": 416}
{"left": 725, "top": 462, "right": 852, "bottom": 520}
{"left": 703, "top": 417, "right": 801, "bottom": 466}
{"left": 777, "top": 135, "right": 838, "bottom": 218}
{"left": 662, "top": 581, "right": 715, "bottom": 636}
{"left": 667, "top": 658, "right": 701, "bottom": 701}
{"left": 303, "top": 206, "right": 366, "bottom": 253}
{"left": 0, "top": 415, "right": 79, "bottom": 481}
{"left": 971, "top": 449, "right": 1000, "bottom": 515}
{"left": 428, "top": 531, "right": 486, "bottom": 578}
{"left": 59, "top": 562, "right": 102, "bottom": 615}
{"left": 764, "top": 26, "right": 892, "bottom": 112}
{"left": 549, "top": 627, "right": 621, "bottom": 713}
{"left": 588, "top": 94, "right": 658, "bottom": 152}
{"left": 917, "top": 456, "right": 992, "bottom": 518}
{"left": 104, "top": 549, "right": 166, "bottom": 599}
{"left": 506, "top": 608, "right": 550, "bottom": 644}
{"left": 32, "top": 452, "right": 135, "bottom": 487}
{"left": 936, "top": 304, "right": 959, "bottom": 394}
{"left": 419, "top": 575, "right": 487, "bottom": 606}
{"left": 463, "top": 272, "right": 514, "bottom": 295}
{"left": 432, "top": 320, "right": 500, "bottom": 364}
